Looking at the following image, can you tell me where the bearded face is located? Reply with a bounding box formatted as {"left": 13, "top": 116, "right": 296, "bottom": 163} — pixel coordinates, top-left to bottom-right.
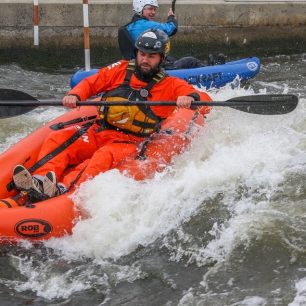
{"left": 134, "top": 51, "right": 163, "bottom": 82}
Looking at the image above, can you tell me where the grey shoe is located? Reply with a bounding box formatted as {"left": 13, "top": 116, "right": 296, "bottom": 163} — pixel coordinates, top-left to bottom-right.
{"left": 13, "top": 165, "right": 43, "bottom": 193}
{"left": 42, "top": 171, "right": 58, "bottom": 198}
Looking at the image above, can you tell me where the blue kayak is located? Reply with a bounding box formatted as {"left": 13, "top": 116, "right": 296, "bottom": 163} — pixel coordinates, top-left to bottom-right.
{"left": 70, "top": 56, "right": 260, "bottom": 89}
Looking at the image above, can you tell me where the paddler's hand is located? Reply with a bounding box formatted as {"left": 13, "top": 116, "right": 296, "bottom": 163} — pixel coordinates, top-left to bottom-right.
{"left": 62, "top": 95, "right": 78, "bottom": 108}
{"left": 176, "top": 96, "right": 194, "bottom": 108}
{"left": 168, "top": 8, "right": 175, "bottom": 17}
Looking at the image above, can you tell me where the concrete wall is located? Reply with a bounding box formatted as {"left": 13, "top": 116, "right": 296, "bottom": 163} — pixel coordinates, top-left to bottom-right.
{"left": 1, "top": 0, "right": 306, "bottom": 56}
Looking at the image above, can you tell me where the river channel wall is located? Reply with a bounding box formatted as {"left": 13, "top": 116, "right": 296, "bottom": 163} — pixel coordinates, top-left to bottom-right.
{"left": 1, "top": 0, "right": 306, "bottom": 61}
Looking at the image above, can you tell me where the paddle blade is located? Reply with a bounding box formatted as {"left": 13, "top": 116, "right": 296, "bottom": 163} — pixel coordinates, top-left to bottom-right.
{"left": 227, "top": 94, "right": 298, "bottom": 115}
{"left": 172, "top": 0, "right": 176, "bottom": 12}
{"left": 0, "top": 89, "right": 37, "bottom": 118}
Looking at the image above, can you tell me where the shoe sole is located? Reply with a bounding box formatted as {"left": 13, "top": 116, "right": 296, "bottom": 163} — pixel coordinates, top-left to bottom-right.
{"left": 43, "top": 171, "right": 57, "bottom": 197}
{"left": 13, "top": 165, "right": 33, "bottom": 191}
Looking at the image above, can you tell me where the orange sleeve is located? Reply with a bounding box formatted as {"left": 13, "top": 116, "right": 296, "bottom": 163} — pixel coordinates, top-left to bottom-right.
{"left": 68, "top": 61, "right": 128, "bottom": 101}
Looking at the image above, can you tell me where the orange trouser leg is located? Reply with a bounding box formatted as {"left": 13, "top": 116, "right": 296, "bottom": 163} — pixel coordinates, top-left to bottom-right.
{"left": 34, "top": 125, "right": 98, "bottom": 181}
{"left": 62, "top": 142, "right": 138, "bottom": 188}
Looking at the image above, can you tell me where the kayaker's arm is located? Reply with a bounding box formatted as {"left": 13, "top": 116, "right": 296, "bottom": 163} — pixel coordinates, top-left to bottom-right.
{"left": 166, "top": 9, "right": 177, "bottom": 36}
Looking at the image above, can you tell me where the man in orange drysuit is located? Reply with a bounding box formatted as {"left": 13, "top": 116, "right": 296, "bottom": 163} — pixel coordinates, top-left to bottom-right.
{"left": 1, "top": 29, "right": 211, "bottom": 208}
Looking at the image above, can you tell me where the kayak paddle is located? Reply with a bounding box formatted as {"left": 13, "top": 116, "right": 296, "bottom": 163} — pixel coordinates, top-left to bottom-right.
{"left": 0, "top": 88, "right": 298, "bottom": 118}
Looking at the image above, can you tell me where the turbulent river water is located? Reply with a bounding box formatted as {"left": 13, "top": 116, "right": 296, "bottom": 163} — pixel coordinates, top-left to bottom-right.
{"left": 0, "top": 53, "right": 306, "bottom": 306}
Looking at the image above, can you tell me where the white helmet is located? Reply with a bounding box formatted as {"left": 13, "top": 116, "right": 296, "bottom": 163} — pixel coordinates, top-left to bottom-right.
{"left": 133, "top": 0, "right": 159, "bottom": 14}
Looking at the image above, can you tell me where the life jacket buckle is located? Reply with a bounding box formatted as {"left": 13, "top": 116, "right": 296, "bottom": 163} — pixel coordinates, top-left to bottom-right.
{"left": 140, "top": 88, "right": 149, "bottom": 98}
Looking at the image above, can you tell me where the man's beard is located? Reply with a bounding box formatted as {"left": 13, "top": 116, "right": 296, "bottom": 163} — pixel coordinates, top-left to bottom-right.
{"left": 134, "top": 61, "right": 161, "bottom": 82}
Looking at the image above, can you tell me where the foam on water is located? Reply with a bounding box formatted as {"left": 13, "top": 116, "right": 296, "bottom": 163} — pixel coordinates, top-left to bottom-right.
{"left": 289, "top": 277, "right": 306, "bottom": 306}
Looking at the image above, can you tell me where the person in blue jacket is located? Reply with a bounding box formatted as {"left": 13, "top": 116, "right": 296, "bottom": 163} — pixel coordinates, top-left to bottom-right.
{"left": 118, "top": 0, "right": 177, "bottom": 60}
{"left": 118, "top": 0, "right": 225, "bottom": 67}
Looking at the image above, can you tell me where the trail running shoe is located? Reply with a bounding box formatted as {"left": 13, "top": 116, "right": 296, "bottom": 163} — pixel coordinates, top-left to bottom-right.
{"left": 13, "top": 165, "right": 43, "bottom": 193}
{"left": 42, "top": 171, "right": 58, "bottom": 198}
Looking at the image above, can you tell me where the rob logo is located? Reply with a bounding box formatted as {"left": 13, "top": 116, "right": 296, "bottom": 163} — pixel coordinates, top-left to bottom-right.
{"left": 15, "top": 219, "right": 52, "bottom": 238}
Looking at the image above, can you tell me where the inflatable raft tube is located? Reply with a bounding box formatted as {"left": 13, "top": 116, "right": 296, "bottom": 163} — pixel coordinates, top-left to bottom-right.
{"left": 70, "top": 57, "right": 261, "bottom": 89}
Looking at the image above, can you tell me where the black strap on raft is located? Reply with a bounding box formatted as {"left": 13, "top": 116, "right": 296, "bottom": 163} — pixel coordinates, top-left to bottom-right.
{"left": 136, "top": 111, "right": 201, "bottom": 160}
{"left": 0, "top": 199, "right": 13, "bottom": 208}
{"left": 135, "top": 128, "right": 173, "bottom": 160}
{"left": 186, "top": 111, "right": 200, "bottom": 135}
{"left": 6, "top": 121, "right": 95, "bottom": 192}
{"left": 66, "top": 165, "right": 87, "bottom": 192}
{"left": 50, "top": 115, "right": 97, "bottom": 131}
{"left": 136, "top": 139, "right": 150, "bottom": 160}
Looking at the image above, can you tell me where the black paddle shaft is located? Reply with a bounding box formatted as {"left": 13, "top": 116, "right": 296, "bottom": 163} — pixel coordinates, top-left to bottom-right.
{"left": 0, "top": 89, "right": 299, "bottom": 118}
